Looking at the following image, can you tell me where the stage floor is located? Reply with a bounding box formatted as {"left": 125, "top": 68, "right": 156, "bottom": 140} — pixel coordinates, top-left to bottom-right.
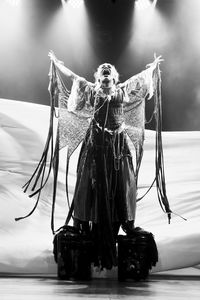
{"left": 0, "top": 274, "right": 200, "bottom": 300}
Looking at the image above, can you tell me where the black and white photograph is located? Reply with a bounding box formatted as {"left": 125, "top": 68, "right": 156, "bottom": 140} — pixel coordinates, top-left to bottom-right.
{"left": 0, "top": 0, "right": 200, "bottom": 299}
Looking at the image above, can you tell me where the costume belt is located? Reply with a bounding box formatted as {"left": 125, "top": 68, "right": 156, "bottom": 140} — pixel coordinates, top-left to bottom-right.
{"left": 94, "top": 120, "right": 125, "bottom": 135}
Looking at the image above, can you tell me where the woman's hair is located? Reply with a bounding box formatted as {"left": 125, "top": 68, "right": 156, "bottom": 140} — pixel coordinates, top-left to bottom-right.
{"left": 94, "top": 63, "right": 119, "bottom": 84}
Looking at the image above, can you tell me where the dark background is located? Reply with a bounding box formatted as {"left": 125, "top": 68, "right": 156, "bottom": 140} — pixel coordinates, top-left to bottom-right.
{"left": 0, "top": 0, "right": 200, "bottom": 131}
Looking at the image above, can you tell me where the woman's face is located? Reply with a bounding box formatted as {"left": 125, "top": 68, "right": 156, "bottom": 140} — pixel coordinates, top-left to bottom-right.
{"left": 97, "top": 63, "right": 118, "bottom": 86}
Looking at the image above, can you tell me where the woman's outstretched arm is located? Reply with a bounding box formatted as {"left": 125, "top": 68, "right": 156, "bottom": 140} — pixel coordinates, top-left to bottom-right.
{"left": 120, "top": 54, "right": 164, "bottom": 100}
{"left": 48, "top": 50, "right": 79, "bottom": 80}
{"left": 121, "top": 54, "right": 163, "bottom": 86}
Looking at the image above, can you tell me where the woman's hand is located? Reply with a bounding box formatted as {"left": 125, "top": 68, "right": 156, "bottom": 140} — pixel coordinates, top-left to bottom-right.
{"left": 48, "top": 50, "right": 57, "bottom": 62}
{"left": 48, "top": 50, "right": 64, "bottom": 65}
{"left": 146, "top": 53, "right": 164, "bottom": 69}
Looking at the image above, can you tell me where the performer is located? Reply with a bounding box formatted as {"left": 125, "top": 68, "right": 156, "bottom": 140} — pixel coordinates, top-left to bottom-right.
{"left": 47, "top": 51, "right": 164, "bottom": 269}
{"left": 20, "top": 51, "right": 171, "bottom": 271}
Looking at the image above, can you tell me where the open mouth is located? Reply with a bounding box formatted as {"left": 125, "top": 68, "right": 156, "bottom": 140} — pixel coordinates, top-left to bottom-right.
{"left": 102, "top": 69, "right": 110, "bottom": 76}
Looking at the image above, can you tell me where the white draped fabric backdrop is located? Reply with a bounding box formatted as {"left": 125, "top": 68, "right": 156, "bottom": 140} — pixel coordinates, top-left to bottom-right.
{"left": 1, "top": 99, "right": 200, "bottom": 276}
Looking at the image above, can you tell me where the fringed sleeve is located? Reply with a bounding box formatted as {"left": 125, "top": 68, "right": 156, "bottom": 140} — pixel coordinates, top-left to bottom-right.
{"left": 57, "top": 77, "right": 94, "bottom": 228}
{"left": 120, "top": 67, "right": 155, "bottom": 184}
{"left": 122, "top": 65, "right": 172, "bottom": 223}
{"left": 120, "top": 65, "right": 155, "bottom": 102}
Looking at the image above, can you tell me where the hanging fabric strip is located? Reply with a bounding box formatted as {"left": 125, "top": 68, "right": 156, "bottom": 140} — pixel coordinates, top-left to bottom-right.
{"left": 154, "top": 65, "right": 172, "bottom": 223}
{"left": 15, "top": 61, "right": 58, "bottom": 222}
{"left": 51, "top": 129, "right": 60, "bottom": 234}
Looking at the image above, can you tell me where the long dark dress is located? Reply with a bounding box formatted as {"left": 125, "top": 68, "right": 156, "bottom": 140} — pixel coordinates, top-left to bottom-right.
{"left": 72, "top": 87, "right": 136, "bottom": 269}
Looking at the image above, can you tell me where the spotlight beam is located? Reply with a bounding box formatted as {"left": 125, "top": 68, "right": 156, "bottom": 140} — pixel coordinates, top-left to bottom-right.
{"left": 61, "top": 0, "right": 84, "bottom": 9}
{"left": 135, "top": 0, "right": 157, "bottom": 11}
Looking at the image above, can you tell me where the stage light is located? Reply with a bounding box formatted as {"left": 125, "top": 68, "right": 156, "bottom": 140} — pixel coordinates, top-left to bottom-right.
{"left": 49, "top": 0, "right": 97, "bottom": 72}
{"left": 135, "top": 0, "right": 157, "bottom": 11}
{"left": 61, "top": 0, "right": 84, "bottom": 9}
{"left": 5, "top": 0, "right": 21, "bottom": 6}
